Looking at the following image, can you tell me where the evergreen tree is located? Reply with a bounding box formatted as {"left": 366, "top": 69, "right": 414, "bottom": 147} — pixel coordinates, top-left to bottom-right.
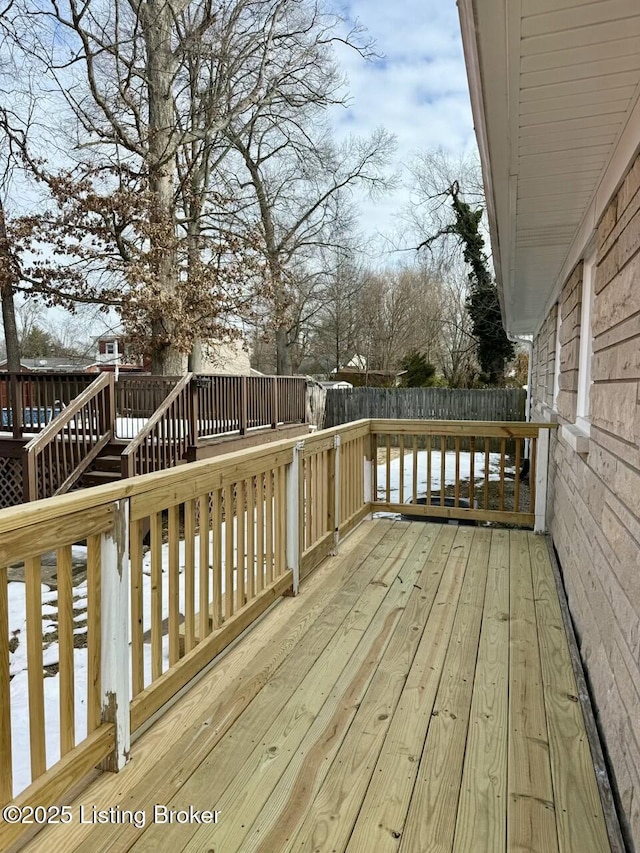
{"left": 399, "top": 351, "right": 436, "bottom": 387}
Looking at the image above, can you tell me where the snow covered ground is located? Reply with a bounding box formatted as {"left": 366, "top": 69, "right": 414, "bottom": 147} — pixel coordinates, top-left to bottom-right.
{"left": 376, "top": 448, "right": 511, "bottom": 505}
{"left": 8, "top": 530, "right": 237, "bottom": 797}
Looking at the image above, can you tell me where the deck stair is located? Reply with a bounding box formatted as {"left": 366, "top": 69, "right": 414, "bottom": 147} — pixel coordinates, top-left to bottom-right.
{"left": 0, "top": 371, "right": 308, "bottom": 507}
{"left": 80, "top": 440, "right": 129, "bottom": 489}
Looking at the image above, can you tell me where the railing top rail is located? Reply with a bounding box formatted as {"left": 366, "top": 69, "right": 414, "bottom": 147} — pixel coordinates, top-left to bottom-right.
{"left": 0, "top": 417, "right": 543, "bottom": 533}
{"left": 0, "top": 371, "right": 95, "bottom": 380}
{"left": 116, "top": 375, "right": 182, "bottom": 383}
{"left": 121, "top": 373, "right": 193, "bottom": 459}
{"left": 23, "top": 373, "right": 113, "bottom": 456}
{"left": 369, "top": 418, "right": 557, "bottom": 436}
{"left": 193, "top": 373, "right": 307, "bottom": 381}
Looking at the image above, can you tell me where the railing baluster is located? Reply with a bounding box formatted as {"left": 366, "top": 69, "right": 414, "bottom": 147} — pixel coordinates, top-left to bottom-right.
{"left": 454, "top": 436, "right": 460, "bottom": 507}
{"left": 427, "top": 434, "right": 432, "bottom": 508}
{"left": 385, "top": 434, "right": 391, "bottom": 504}
{"left": 0, "top": 565, "right": 12, "bottom": 804}
{"left": 236, "top": 481, "right": 246, "bottom": 605}
{"left": 484, "top": 438, "right": 490, "bottom": 510}
{"left": 150, "top": 512, "right": 163, "bottom": 678}
{"left": 440, "top": 435, "right": 446, "bottom": 508}
{"left": 212, "top": 488, "right": 223, "bottom": 628}
{"left": 86, "top": 535, "right": 102, "bottom": 734}
{"left": 246, "top": 478, "right": 255, "bottom": 601}
{"left": 265, "top": 470, "right": 274, "bottom": 585}
{"left": 199, "top": 493, "right": 210, "bottom": 638}
{"left": 499, "top": 437, "right": 506, "bottom": 511}
{"left": 25, "top": 555, "right": 46, "bottom": 778}
{"left": 57, "top": 546, "right": 75, "bottom": 757}
{"left": 256, "top": 473, "right": 264, "bottom": 592}
{"left": 168, "top": 505, "right": 180, "bottom": 665}
{"left": 130, "top": 518, "right": 144, "bottom": 694}
{"left": 514, "top": 437, "right": 521, "bottom": 513}
{"left": 530, "top": 436, "right": 538, "bottom": 518}
{"left": 399, "top": 435, "right": 405, "bottom": 504}
{"left": 469, "top": 437, "right": 476, "bottom": 509}
{"left": 412, "top": 435, "right": 418, "bottom": 504}
{"left": 184, "top": 499, "right": 196, "bottom": 652}
{"left": 225, "top": 485, "right": 235, "bottom": 617}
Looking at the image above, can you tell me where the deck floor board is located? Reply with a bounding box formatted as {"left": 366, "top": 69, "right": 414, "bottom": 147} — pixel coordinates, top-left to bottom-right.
{"left": 22, "top": 521, "right": 612, "bottom": 853}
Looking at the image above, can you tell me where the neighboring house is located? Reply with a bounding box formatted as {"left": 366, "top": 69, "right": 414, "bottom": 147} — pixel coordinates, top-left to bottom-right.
{"left": 0, "top": 357, "right": 95, "bottom": 373}
{"left": 459, "top": 1, "right": 640, "bottom": 846}
{"left": 332, "top": 367, "right": 407, "bottom": 388}
{"left": 94, "top": 334, "right": 146, "bottom": 373}
{"left": 198, "top": 338, "right": 252, "bottom": 375}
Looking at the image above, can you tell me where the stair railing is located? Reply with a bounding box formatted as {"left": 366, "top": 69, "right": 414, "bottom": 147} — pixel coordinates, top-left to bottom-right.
{"left": 22, "top": 372, "right": 115, "bottom": 501}
{"left": 121, "top": 373, "right": 194, "bottom": 478}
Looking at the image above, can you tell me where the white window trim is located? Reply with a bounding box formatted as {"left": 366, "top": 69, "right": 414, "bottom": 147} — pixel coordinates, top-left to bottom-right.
{"left": 575, "top": 251, "right": 595, "bottom": 436}
{"left": 561, "top": 252, "right": 595, "bottom": 454}
{"left": 552, "top": 302, "right": 561, "bottom": 411}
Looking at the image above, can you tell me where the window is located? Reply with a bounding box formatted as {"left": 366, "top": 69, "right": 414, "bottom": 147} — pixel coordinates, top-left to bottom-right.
{"left": 576, "top": 252, "right": 595, "bottom": 435}
{"left": 552, "top": 302, "right": 561, "bottom": 410}
{"left": 105, "top": 341, "right": 116, "bottom": 355}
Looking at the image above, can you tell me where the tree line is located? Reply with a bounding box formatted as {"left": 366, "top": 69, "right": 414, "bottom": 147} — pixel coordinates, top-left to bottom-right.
{"left": 0, "top": 0, "right": 515, "bottom": 384}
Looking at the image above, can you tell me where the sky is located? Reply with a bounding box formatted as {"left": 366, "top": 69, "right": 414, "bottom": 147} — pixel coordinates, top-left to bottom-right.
{"left": 330, "top": 0, "right": 478, "bottom": 251}
{"left": 6, "top": 0, "right": 479, "bottom": 345}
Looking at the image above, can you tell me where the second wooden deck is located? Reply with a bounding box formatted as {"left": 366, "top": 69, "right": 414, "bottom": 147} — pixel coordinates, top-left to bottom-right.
{"left": 22, "top": 520, "right": 612, "bottom": 853}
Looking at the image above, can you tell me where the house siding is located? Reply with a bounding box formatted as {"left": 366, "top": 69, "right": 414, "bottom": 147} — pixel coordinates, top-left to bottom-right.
{"left": 531, "top": 154, "right": 640, "bottom": 850}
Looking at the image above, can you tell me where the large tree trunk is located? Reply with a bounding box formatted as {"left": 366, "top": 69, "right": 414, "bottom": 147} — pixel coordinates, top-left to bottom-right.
{"left": 189, "top": 339, "right": 205, "bottom": 372}
{"left": 143, "top": 0, "right": 184, "bottom": 375}
{"left": 275, "top": 328, "right": 291, "bottom": 375}
{"left": 0, "top": 204, "right": 21, "bottom": 372}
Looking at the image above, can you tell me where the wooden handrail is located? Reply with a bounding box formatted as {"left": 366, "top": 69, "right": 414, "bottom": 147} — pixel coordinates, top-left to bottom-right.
{"left": 22, "top": 373, "right": 115, "bottom": 501}
{"left": 24, "top": 373, "right": 113, "bottom": 457}
{"left": 121, "top": 373, "right": 193, "bottom": 477}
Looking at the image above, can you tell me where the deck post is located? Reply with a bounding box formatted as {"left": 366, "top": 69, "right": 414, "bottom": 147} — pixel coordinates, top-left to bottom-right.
{"left": 534, "top": 427, "right": 550, "bottom": 533}
{"left": 271, "top": 377, "right": 279, "bottom": 429}
{"left": 100, "top": 498, "right": 131, "bottom": 771}
{"left": 189, "top": 376, "right": 199, "bottom": 447}
{"left": 240, "top": 376, "right": 248, "bottom": 435}
{"left": 332, "top": 434, "right": 341, "bottom": 555}
{"left": 10, "top": 373, "right": 21, "bottom": 439}
{"left": 286, "top": 442, "right": 302, "bottom": 594}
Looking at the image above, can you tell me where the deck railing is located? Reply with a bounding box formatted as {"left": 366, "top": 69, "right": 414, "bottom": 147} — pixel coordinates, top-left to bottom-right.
{"left": 0, "top": 417, "right": 555, "bottom": 849}
{"left": 0, "top": 373, "right": 96, "bottom": 439}
{"left": 121, "top": 373, "right": 194, "bottom": 478}
{"left": 22, "top": 373, "right": 115, "bottom": 501}
{"left": 115, "top": 375, "right": 180, "bottom": 439}
{"left": 196, "top": 374, "right": 306, "bottom": 438}
{"left": 370, "top": 419, "right": 549, "bottom": 528}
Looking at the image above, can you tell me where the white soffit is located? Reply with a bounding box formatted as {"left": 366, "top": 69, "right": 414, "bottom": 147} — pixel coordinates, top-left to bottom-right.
{"left": 459, "top": 0, "right": 640, "bottom": 335}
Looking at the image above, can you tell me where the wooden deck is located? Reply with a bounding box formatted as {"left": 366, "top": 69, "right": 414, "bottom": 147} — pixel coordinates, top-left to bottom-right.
{"left": 22, "top": 520, "right": 611, "bottom": 853}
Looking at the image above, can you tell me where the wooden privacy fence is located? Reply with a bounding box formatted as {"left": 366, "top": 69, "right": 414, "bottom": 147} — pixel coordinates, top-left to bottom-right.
{"left": 0, "top": 417, "right": 555, "bottom": 849}
{"left": 324, "top": 386, "right": 527, "bottom": 429}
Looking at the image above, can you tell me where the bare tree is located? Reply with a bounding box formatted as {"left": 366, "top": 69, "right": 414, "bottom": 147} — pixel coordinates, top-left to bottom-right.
{"left": 0, "top": 0, "right": 26, "bottom": 371}
{"left": 8, "top": 0, "right": 362, "bottom": 373}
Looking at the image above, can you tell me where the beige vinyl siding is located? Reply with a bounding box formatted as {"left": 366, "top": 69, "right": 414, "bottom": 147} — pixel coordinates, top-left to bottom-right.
{"left": 531, "top": 149, "right": 640, "bottom": 850}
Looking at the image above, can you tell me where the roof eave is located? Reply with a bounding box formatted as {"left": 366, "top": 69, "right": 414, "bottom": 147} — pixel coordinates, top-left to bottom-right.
{"left": 457, "top": 0, "right": 511, "bottom": 336}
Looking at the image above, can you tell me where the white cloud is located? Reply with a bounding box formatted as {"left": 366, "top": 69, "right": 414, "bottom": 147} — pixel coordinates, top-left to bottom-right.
{"left": 329, "top": 0, "right": 477, "bottom": 251}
